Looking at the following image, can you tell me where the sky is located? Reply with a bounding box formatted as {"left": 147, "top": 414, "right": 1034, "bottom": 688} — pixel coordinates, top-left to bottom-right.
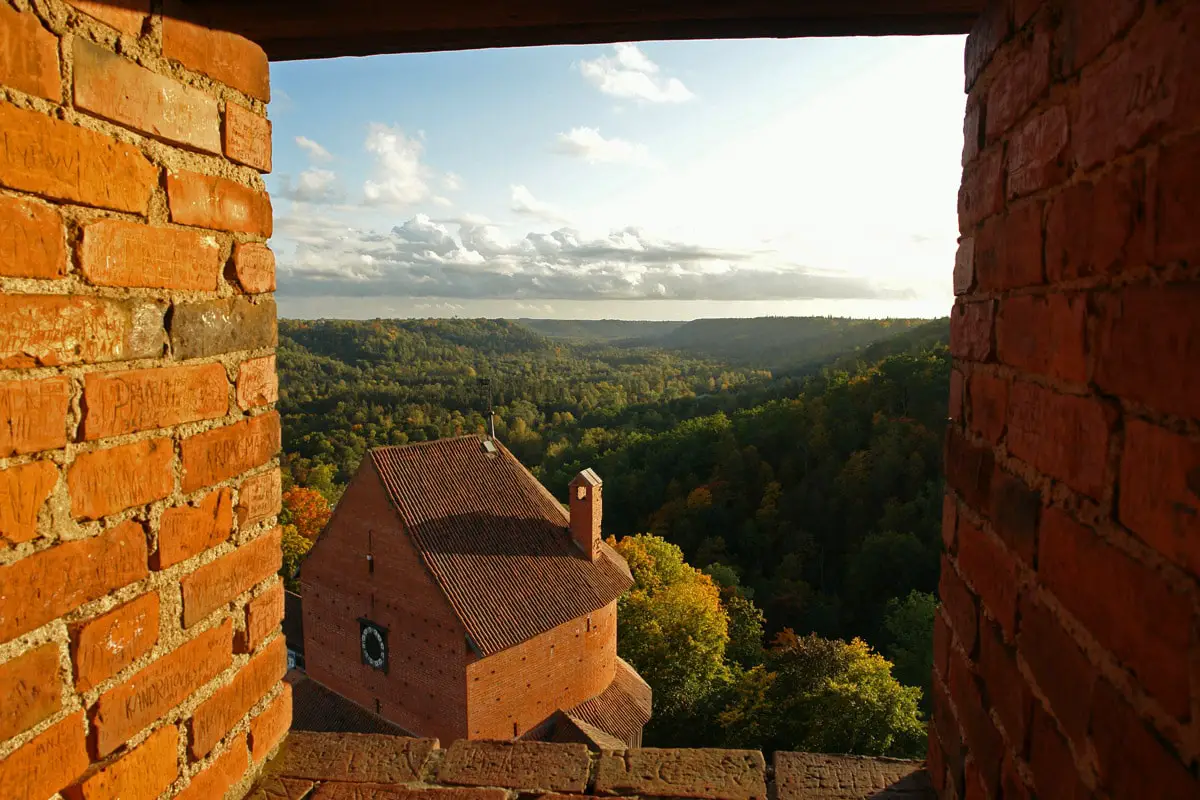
{"left": 266, "top": 35, "right": 968, "bottom": 321}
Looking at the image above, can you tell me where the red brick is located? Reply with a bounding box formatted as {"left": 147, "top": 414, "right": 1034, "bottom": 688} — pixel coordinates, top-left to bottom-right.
{"left": 987, "top": 469, "right": 1039, "bottom": 565}
{"left": 1027, "top": 705, "right": 1085, "bottom": 800}
{"left": 190, "top": 635, "right": 286, "bottom": 758}
{"left": 237, "top": 578, "right": 284, "bottom": 653}
{"left": 975, "top": 200, "right": 1044, "bottom": 291}
{"left": 70, "top": 592, "right": 159, "bottom": 693}
{"left": 0, "top": 294, "right": 159, "bottom": 369}
{"left": 1007, "top": 106, "right": 1069, "bottom": 198}
{"left": 952, "top": 238, "right": 974, "bottom": 296}
{"left": 594, "top": 746, "right": 764, "bottom": 799}
{"left": 0, "top": 711, "right": 89, "bottom": 800}
{"left": 83, "top": 362, "right": 229, "bottom": 440}
{"left": 1091, "top": 680, "right": 1200, "bottom": 800}
{"left": 178, "top": 735, "right": 248, "bottom": 800}
{"left": 238, "top": 355, "right": 278, "bottom": 410}
{"left": 67, "top": 1, "right": 149, "bottom": 35}
{"left": 0, "top": 104, "right": 157, "bottom": 214}
{"left": 162, "top": 14, "right": 270, "bottom": 101}
{"left": 986, "top": 28, "right": 1051, "bottom": 139}
{"left": 958, "top": 147, "right": 1004, "bottom": 232}
{"left": 977, "top": 619, "right": 1030, "bottom": 754}
{"left": 0, "top": 377, "right": 69, "bottom": 456}
{"left": 65, "top": 723, "right": 178, "bottom": 800}
{"left": 947, "top": 644, "right": 1003, "bottom": 798}
{"left": 80, "top": 220, "right": 224, "bottom": 292}
{"left": 73, "top": 38, "right": 220, "bottom": 153}
{"left": 957, "top": 519, "right": 1019, "bottom": 639}
{"left": 181, "top": 412, "right": 280, "bottom": 492}
{"left": 926, "top": 726, "right": 947, "bottom": 795}
{"left": 962, "top": 102, "right": 982, "bottom": 167}
{"left": 92, "top": 619, "right": 232, "bottom": 756}
{"left": 939, "top": 556, "right": 978, "bottom": 656}
{"left": 0, "top": 642, "right": 62, "bottom": 742}
{"left": 181, "top": 527, "right": 282, "bottom": 628}
{"left": 250, "top": 682, "right": 291, "bottom": 763}
{"left": 1013, "top": 0, "right": 1039, "bottom": 30}
{"left": 964, "top": 0, "right": 1010, "bottom": 90}
{"left": 996, "top": 293, "right": 1087, "bottom": 383}
{"left": 68, "top": 438, "right": 174, "bottom": 520}
{"left": 1153, "top": 131, "right": 1200, "bottom": 266}
{"left": 941, "top": 491, "right": 957, "bottom": 552}
{"left": 1094, "top": 284, "right": 1200, "bottom": 419}
{"left": 155, "top": 487, "right": 234, "bottom": 570}
{"left": 0, "top": 521, "right": 147, "bottom": 644}
{"left": 1017, "top": 592, "right": 1095, "bottom": 751}
{"left": 1058, "top": 0, "right": 1141, "bottom": 73}
{"left": 968, "top": 371, "right": 1008, "bottom": 444}
{"left": 0, "top": 195, "right": 65, "bottom": 278}
{"left": 0, "top": 459, "right": 58, "bottom": 546}
{"left": 963, "top": 760, "right": 985, "bottom": 800}
{"left": 1006, "top": 382, "right": 1112, "bottom": 500}
{"left": 237, "top": 468, "right": 282, "bottom": 527}
{"left": 0, "top": 3, "right": 60, "bottom": 102}
{"left": 949, "top": 369, "right": 964, "bottom": 423}
{"left": 949, "top": 301, "right": 994, "bottom": 362}
{"left": 225, "top": 102, "right": 273, "bottom": 172}
{"left": 944, "top": 428, "right": 994, "bottom": 512}
{"left": 933, "top": 607, "right": 951, "bottom": 681}
{"left": 232, "top": 242, "right": 276, "bottom": 294}
{"left": 1119, "top": 420, "right": 1200, "bottom": 580}
{"left": 167, "top": 170, "right": 273, "bottom": 237}
{"left": 1039, "top": 507, "right": 1191, "bottom": 719}
{"left": 930, "top": 676, "right": 963, "bottom": 788}
{"left": 1046, "top": 160, "right": 1146, "bottom": 281}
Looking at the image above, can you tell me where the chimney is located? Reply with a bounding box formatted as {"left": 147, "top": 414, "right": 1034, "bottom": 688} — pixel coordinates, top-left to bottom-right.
{"left": 569, "top": 469, "right": 603, "bottom": 561}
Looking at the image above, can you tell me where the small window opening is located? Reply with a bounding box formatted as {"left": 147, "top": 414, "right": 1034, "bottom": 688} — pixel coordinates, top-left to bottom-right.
{"left": 375, "top": 698, "right": 381, "bottom": 714}
{"left": 586, "top": 616, "right": 592, "bottom": 632}
{"left": 513, "top": 722, "right": 519, "bottom": 737}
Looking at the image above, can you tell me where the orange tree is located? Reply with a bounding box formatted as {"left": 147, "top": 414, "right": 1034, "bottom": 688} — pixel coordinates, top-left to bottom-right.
{"left": 281, "top": 487, "right": 333, "bottom": 540}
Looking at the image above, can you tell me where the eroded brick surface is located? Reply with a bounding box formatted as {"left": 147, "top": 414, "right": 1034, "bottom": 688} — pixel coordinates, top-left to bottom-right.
{"left": 595, "top": 747, "right": 767, "bottom": 800}
{"left": 774, "top": 752, "right": 930, "bottom": 799}
{"left": 275, "top": 731, "right": 439, "bottom": 784}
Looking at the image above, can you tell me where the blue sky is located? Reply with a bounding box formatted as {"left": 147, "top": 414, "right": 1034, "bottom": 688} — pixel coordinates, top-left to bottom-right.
{"left": 266, "top": 35, "right": 968, "bottom": 320}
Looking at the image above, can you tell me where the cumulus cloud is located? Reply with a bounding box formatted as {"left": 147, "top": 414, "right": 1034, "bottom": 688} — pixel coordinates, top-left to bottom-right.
{"left": 277, "top": 168, "right": 343, "bottom": 203}
{"left": 443, "top": 172, "right": 464, "bottom": 191}
{"left": 272, "top": 211, "right": 907, "bottom": 304}
{"left": 578, "top": 44, "right": 693, "bottom": 103}
{"left": 511, "top": 185, "right": 570, "bottom": 224}
{"left": 553, "top": 128, "right": 654, "bottom": 166}
{"left": 363, "top": 123, "right": 433, "bottom": 206}
{"left": 295, "top": 136, "right": 333, "bottom": 162}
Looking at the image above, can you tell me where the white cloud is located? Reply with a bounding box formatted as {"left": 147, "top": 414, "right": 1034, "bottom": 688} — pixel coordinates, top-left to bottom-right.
{"left": 363, "top": 123, "right": 432, "bottom": 206}
{"left": 295, "top": 136, "right": 333, "bottom": 162}
{"left": 511, "top": 185, "right": 570, "bottom": 224}
{"left": 553, "top": 127, "right": 654, "bottom": 166}
{"left": 578, "top": 44, "right": 694, "bottom": 104}
{"left": 278, "top": 168, "right": 342, "bottom": 203}
{"left": 432, "top": 196, "right": 454, "bottom": 208}
{"left": 443, "top": 172, "right": 463, "bottom": 191}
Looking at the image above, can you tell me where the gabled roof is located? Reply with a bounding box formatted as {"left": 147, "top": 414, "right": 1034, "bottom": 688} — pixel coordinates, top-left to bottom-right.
{"left": 566, "top": 658, "right": 652, "bottom": 746}
{"left": 285, "top": 671, "right": 412, "bottom": 737}
{"left": 369, "top": 435, "right": 633, "bottom": 655}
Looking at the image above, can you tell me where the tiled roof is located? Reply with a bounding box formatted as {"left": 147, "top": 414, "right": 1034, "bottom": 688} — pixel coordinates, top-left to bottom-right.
{"left": 560, "top": 714, "right": 630, "bottom": 751}
{"left": 285, "top": 671, "right": 412, "bottom": 737}
{"left": 369, "top": 435, "right": 633, "bottom": 655}
{"left": 566, "top": 658, "right": 652, "bottom": 746}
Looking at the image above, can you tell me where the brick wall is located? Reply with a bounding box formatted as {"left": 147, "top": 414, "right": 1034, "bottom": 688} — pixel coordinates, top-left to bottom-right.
{"left": 0, "top": 2, "right": 284, "bottom": 799}
{"left": 935, "top": 0, "right": 1200, "bottom": 797}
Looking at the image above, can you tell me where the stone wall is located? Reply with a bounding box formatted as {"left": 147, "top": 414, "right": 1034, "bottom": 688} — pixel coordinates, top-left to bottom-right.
{"left": 936, "top": 0, "right": 1200, "bottom": 797}
{"left": 0, "top": 1, "right": 285, "bottom": 798}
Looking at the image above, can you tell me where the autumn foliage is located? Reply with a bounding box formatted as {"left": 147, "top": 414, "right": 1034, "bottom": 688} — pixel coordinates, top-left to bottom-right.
{"left": 281, "top": 486, "right": 332, "bottom": 540}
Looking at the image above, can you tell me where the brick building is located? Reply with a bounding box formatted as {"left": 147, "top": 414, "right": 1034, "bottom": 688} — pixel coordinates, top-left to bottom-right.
{"left": 300, "top": 436, "right": 652, "bottom": 748}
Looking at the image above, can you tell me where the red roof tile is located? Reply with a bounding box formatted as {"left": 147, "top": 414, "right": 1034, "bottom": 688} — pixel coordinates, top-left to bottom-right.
{"left": 567, "top": 658, "right": 652, "bottom": 746}
{"left": 369, "top": 435, "right": 633, "bottom": 655}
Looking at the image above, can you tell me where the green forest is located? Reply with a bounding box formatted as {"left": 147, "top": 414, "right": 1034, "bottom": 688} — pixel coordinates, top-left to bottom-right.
{"left": 278, "top": 315, "right": 950, "bottom": 757}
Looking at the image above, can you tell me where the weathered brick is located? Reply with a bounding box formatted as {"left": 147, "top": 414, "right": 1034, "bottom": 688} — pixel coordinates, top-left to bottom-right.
{"left": 314, "top": 788, "right": 508, "bottom": 800}
{"left": 0, "top": 459, "right": 58, "bottom": 546}
{"left": 968, "top": 371, "right": 1008, "bottom": 444}
{"left": 1039, "top": 507, "right": 1191, "bottom": 719}
{"left": 0, "top": 104, "right": 157, "bottom": 213}
{"left": 1006, "top": 382, "right": 1112, "bottom": 500}
{"left": 162, "top": 13, "right": 270, "bottom": 101}
{"left": 225, "top": 102, "right": 273, "bottom": 172}
{"left": 0, "top": 642, "right": 62, "bottom": 742}
{"left": 238, "top": 355, "right": 278, "bottom": 410}
{"left": 181, "top": 527, "right": 281, "bottom": 628}
{"left": 68, "top": 438, "right": 174, "bottom": 520}
{"left": 997, "top": 293, "right": 1087, "bottom": 383}
{"left": 80, "top": 220, "right": 224, "bottom": 291}
{"left": 83, "top": 362, "right": 228, "bottom": 440}
{"left": 988, "top": 470, "right": 1039, "bottom": 566}
{"left": 92, "top": 619, "right": 232, "bottom": 756}
{"left": 963, "top": 0, "right": 1009, "bottom": 91}
{"left": 948, "top": 369, "right": 964, "bottom": 424}
{"left": 961, "top": 101, "right": 982, "bottom": 167}
{"left": 437, "top": 740, "right": 589, "bottom": 793}
{"left": 246, "top": 776, "right": 316, "bottom": 800}
{"left": 0, "top": 711, "right": 89, "bottom": 800}
{"left": 940, "top": 558, "right": 977, "bottom": 659}
{"left": 1119, "top": 420, "right": 1200, "bottom": 581}
{"left": 0, "top": 195, "right": 65, "bottom": 278}
{"left": 958, "top": 147, "right": 1004, "bottom": 232}
{"left": 1094, "top": 284, "right": 1200, "bottom": 419}
{"left": 275, "top": 731, "right": 438, "bottom": 783}
{"left": 1027, "top": 705, "right": 1085, "bottom": 800}
{"left": 953, "top": 238, "right": 974, "bottom": 295}
{"left": 1046, "top": 160, "right": 1146, "bottom": 281}
{"left": 944, "top": 428, "right": 994, "bottom": 512}
{"left": 975, "top": 200, "right": 1044, "bottom": 291}
{"left": 181, "top": 412, "right": 280, "bottom": 492}
{"left": 171, "top": 296, "right": 278, "bottom": 360}
{"left": 1007, "top": 106, "right": 1069, "bottom": 198}
{"left": 773, "top": 752, "right": 929, "bottom": 800}
{"left": 237, "top": 468, "right": 282, "bottom": 527}
{"left": 1001, "top": 754, "right": 1032, "bottom": 800}
{"left": 1091, "top": 679, "right": 1200, "bottom": 799}
{"left": 933, "top": 606, "right": 951, "bottom": 680}
{"left": 595, "top": 747, "right": 766, "bottom": 800}
{"left": 946, "top": 645, "right": 1003, "bottom": 798}
{"left": 232, "top": 242, "right": 277, "bottom": 294}
{"left": 0, "top": 295, "right": 164, "bottom": 369}
{"left": 249, "top": 682, "right": 291, "bottom": 763}
{"left": 1153, "top": 131, "right": 1200, "bottom": 266}
{"left": 977, "top": 619, "right": 1030, "bottom": 754}
{"left": 178, "top": 735, "right": 248, "bottom": 800}
{"left": 73, "top": 39, "right": 220, "bottom": 153}
{"left": 65, "top": 723, "right": 178, "bottom": 800}
{"left": 926, "top": 727, "right": 947, "bottom": 796}
{"left": 941, "top": 491, "right": 957, "bottom": 551}
{"left": 1016, "top": 593, "right": 1095, "bottom": 750}
{"left": 929, "top": 676, "right": 963, "bottom": 791}
{"left": 0, "top": 521, "right": 147, "bottom": 643}
{"left": 1057, "top": 0, "right": 1141, "bottom": 74}
{"left": 986, "top": 28, "right": 1051, "bottom": 139}
{"left": 190, "top": 635, "right": 286, "bottom": 758}
{"left": 0, "top": 3, "right": 60, "bottom": 102}
{"left": 957, "top": 519, "right": 1018, "bottom": 639}
{"left": 238, "top": 578, "right": 285, "bottom": 653}
{"left": 67, "top": 0, "right": 149, "bottom": 35}
{"left": 155, "top": 487, "right": 234, "bottom": 570}
{"left": 70, "top": 592, "right": 159, "bottom": 693}
{"left": 949, "top": 301, "right": 994, "bottom": 362}
{"left": 167, "top": 170, "right": 273, "bottom": 236}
